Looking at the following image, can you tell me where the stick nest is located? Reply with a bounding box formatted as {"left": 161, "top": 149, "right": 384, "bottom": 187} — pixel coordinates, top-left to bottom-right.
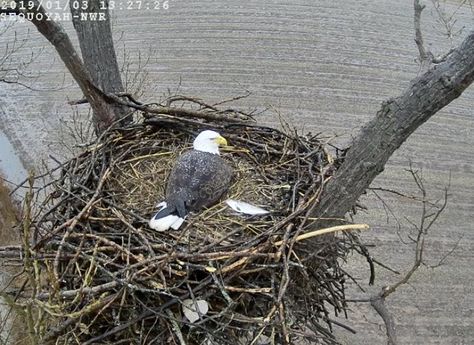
{"left": 18, "top": 114, "right": 361, "bottom": 345}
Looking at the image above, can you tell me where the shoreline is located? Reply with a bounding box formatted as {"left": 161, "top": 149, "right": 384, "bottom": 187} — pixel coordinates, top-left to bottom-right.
{"left": 0, "top": 178, "right": 25, "bottom": 345}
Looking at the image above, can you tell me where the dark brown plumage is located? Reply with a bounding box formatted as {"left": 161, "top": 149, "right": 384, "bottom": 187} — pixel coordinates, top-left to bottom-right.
{"left": 166, "top": 150, "right": 233, "bottom": 216}
{"left": 149, "top": 130, "right": 233, "bottom": 231}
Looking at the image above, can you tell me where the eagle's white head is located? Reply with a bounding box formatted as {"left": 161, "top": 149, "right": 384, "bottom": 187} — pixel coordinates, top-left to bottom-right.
{"left": 193, "top": 130, "right": 228, "bottom": 155}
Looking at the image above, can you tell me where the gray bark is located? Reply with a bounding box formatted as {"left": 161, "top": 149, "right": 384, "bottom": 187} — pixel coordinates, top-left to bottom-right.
{"left": 3, "top": 1, "right": 127, "bottom": 132}
{"left": 313, "top": 31, "right": 474, "bottom": 220}
{"left": 24, "top": 4, "right": 116, "bottom": 131}
{"left": 371, "top": 297, "right": 398, "bottom": 345}
{"left": 70, "top": 0, "right": 129, "bottom": 124}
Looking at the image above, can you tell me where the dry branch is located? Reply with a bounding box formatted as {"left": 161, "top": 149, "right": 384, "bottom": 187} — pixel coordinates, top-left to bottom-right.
{"left": 350, "top": 166, "right": 451, "bottom": 345}
{"left": 70, "top": 92, "right": 254, "bottom": 122}
{"left": 273, "top": 223, "right": 369, "bottom": 246}
{"left": 414, "top": 0, "right": 433, "bottom": 69}
{"left": 5, "top": 0, "right": 125, "bottom": 131}
{"left": 313, "top": 29, "right": 474, "bottom": 221}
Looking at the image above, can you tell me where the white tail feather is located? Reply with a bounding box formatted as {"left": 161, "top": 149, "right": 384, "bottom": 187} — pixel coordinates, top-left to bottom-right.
{"left": 149, "top": 201, "right": 185, "bottom": 231}
{"left": 170, "top": 217, "right": 185, "bottom": 230}
{"left": 149, "top": 214, "right": 181, "bottom": 231}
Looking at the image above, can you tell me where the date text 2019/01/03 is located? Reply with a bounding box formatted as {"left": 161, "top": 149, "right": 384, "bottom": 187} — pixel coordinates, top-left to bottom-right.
{"left": 1, "top": 0, "right": 171, "bottom": 11}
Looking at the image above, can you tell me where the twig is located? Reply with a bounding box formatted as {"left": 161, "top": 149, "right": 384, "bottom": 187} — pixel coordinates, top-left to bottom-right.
{"left": 370, "top": 297, "right": 397, "bottom": 345}
{"left": 273, "top": 224, "right": 370, "bottom": 246}
{"left": 414, "top": 0, "right": 433, "bottom": 70}
{"left": 166, "top": 309, "right": 187, "bottom": 345}
{"left": 42, "top": 293, "right": 117, "bottom": 342}
{"left": 357, "top": 165, "right": 450, "bottom": 345}
{"left": 70, "top": 92, "right": 254, "bottom": 122}
{"left": 35, "top": 281, "right": 119, "bottom": 300}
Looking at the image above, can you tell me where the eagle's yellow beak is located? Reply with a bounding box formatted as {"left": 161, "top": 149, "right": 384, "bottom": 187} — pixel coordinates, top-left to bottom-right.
{"left": 214, "top": 136, "right": 228, "bottom": 146}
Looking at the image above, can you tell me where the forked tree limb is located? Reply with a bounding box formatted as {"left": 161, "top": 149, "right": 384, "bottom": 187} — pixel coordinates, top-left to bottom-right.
{"left": 365, "top": 167, "right": 449, "bottom": 345}
{"left": 370, "top": 297, "right": 398, "bottom": 345}
{"left": 414, "top": 0, "right": 433, "bottom": 70}
{"left": 313, "top": 30, "right": 474, "bottom": 221}
{"left": 4, "top": 1, "right": 121, "bottom": 132}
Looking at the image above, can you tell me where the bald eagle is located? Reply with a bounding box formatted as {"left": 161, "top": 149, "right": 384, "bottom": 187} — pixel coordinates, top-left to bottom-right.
{"left": 149, "top": 130, "right": 233, "bottom": 231}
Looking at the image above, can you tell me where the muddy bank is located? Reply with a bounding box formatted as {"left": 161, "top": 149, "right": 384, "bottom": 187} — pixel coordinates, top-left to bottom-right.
{"left": 0, "top": 180, "right": 28, "bottom": 345}
{"left": 0, "top": 181, "right": 19, "bottom": 245}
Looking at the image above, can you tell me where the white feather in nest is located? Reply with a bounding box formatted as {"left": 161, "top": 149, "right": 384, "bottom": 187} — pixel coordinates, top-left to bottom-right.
{"left": 149, "top": 201, "right": 185, "bottom": 231}
{"left": 182, "top": 298, "right": 209, "bottom": 323}
{"left": 225, "top": 199, "right": 270, "bottom": 215}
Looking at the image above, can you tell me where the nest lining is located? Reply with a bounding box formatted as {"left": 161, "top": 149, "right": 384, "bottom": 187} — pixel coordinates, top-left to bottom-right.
{"left": 109, "top": 143, "right": 285, "bottom": 244}
{"left": 18, "top": 116, "right": 358, "bottom": 345}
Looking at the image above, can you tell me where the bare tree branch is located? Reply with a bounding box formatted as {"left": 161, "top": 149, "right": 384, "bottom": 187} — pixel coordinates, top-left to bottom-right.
{"left": 69, "top": 92, "right": 253, "bottom": 122}
{"left": 431, "top": 0, "right": 469, "bottom": 43}
{"left": 370, "top": 297, "right": 398, "bottom": 345}
{"left": 312, "top": 30, "right": 474, "bottom": 222}
{"left": 414, "top": 0, "right": 433, "bottom": 70}
{"left": 4, "top": 1, "right": 126, "bottom": 132}
{"left": 355, "top": 166, "right": 451, "bottom": 345}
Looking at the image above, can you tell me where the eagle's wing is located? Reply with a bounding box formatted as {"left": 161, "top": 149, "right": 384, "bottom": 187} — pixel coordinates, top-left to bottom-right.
{"left": 166, "top": 151, "right": 233, "bottom": 213}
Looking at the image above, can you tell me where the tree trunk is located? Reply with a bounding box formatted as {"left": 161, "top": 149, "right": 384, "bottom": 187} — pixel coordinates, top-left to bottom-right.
{"left": 313, "top": 31, "right": 474, "bottom": 220}
{"left": 70, "top": 0, "right": 129, "bottom": 124}
{"left": 3, "top": 1, "right": 127, "bottom": 132}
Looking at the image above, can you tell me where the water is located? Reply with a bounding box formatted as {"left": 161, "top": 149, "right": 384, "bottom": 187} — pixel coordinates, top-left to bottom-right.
{"left": 0, "top": 132, "right": 25, "bottom": 344}
{"left": 0, "top": 129, "right": 28, "bottom": 191}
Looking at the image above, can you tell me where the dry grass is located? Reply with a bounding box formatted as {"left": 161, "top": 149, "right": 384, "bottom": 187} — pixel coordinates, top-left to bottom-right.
{"left": 109, "top": 135, "right": 289, "bottom": 244}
